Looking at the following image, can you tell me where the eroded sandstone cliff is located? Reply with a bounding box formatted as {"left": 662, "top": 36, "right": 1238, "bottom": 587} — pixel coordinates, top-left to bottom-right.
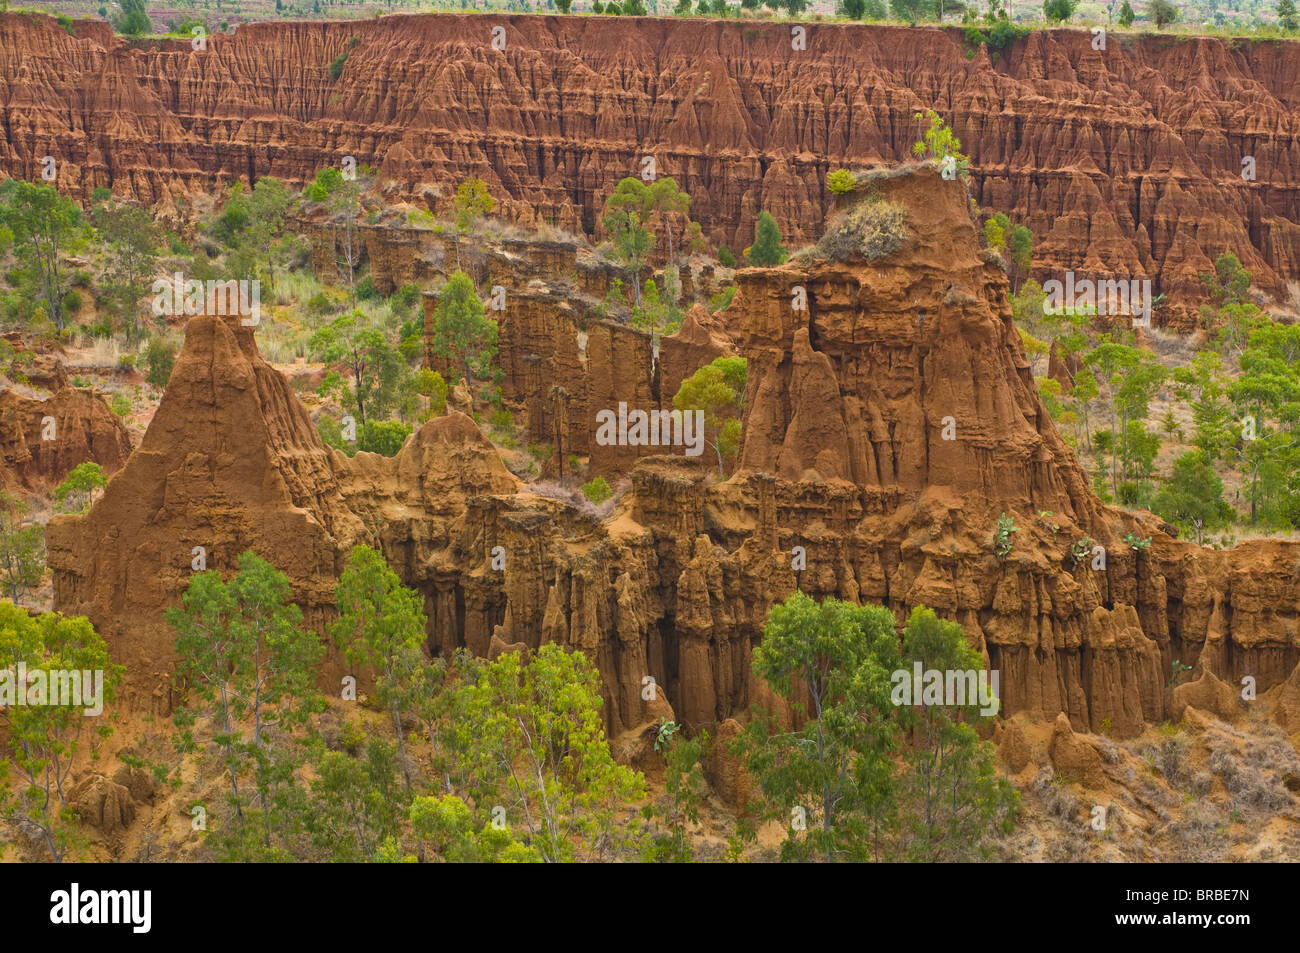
{"left": 0, "top": 383, "right": 132, "bottom": 489}
{"left": 3, "top": 13, "right": 1300, "bottom": 325}
{"left": 46, "top": 168, "right": 1300, "bottom": 746}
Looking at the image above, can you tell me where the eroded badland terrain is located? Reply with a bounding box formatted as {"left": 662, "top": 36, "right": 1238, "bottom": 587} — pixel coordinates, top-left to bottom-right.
{"left": 2, "top": 10, "right": 1300, "bottom": 863}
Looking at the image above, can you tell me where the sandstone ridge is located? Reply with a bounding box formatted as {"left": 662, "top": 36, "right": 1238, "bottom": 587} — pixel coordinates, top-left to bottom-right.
{"left": 47, "top": 169, "right": 1300, "bottom": 742}
{"left": 2, "top": 13, "right": 1300, "bottom": 325}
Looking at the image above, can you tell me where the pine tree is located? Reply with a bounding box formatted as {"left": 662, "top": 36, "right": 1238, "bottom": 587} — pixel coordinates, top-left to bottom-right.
{"left": 745, "top": 211, "right": 789, "bottom": 266}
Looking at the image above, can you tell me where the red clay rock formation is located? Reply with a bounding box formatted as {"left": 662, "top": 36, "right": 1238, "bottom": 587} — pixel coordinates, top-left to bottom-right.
{"left": 658, "top": 304, "right": 736, "bottom": 407}
{"left": 4, "top": 13, "right": 1299, "bottom": 326}
{"left": 0, "top": 384, "right": 132, "bottom": 489}
{"left": 48, "top": 170, "right": 1300, "bottom": 743}
{"left": 425, "top": 280, "right": 733, "bottom": 478}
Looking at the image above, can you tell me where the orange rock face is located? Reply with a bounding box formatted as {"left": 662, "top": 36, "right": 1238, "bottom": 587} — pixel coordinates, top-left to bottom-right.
{"left": 0, "top": 385, "right": 132, "bottom": 490}
{"left": 3, "top": 13, "right": 1299, "bottom": 326}
{"left": 47, "top": 168, "right": 1300, "bottom": 744}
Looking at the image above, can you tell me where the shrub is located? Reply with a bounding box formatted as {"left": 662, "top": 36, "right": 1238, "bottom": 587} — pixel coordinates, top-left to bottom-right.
{"left": 489, "top": 408, "right": 516, "bottom": 444}
{"left": 307, "top": 292, "right": 333, "bottom": 316}
{"left": 707, "top": 286, "right": 737, "bottom": 314}
{"left": 317, "top": 415, "right": 352, "bottom": 455}
{"left": 717, "top": 245, "right": 736, "bottom": 267}
{"left": 993, "top": 513, "right": 1017, "bottom": 559}
{"left": 1042, "top": 0, "right": 1077, "bottom": 21}
{"left": 109, "top": 393, "right": 132, "bottom": 418}
{"left": 989, "top": 19, "right": 1029, "bottom": 49}
{"left": 145, "top": 337, "right": 176, "bottom": 389}
{"left": 826, "top": 169, "right": 857, "bottom": 194}
{"left": 745, "top": 211, "right": 788, "bottom": 266}
{"left": 415, "top": 369, "right": 448, "bottom": 416}
{"left": 357, "top": 419, "right": 412, "bottom": 456}
{"left": 61, "top": 290, "right": 83, "bottom": 316}
{"left": 815, "top": 199, "right": 907, "bottom": 262}
{"left": 581, "top": 476, "right": 613, "bottom": 505}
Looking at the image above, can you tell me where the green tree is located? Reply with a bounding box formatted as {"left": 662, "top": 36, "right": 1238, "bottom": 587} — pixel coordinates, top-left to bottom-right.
{"left": 414, "top": 368, "right": 449, "bottom": 417}
{"left": 826, "top": 169, "right": 857, "bottom": 194}
{"left": 429, "top": 271, "right": 498, "bottom": 390}
{"left": 1043, "top": 0, "right": 1077, "bottom": 20}
{"left": 168, "top": 551, "right": 323, "bottom": 852}
{"left": 453, "top": 177, "right": 495, "bottom": 236}
{"left": 673, "top": 355, "right": 747, "bottom": 476}
{"left": 1149, "top": 0, "right": 1178, "bottom": 27}
{"left": 1171, "top": 350, "right": 1232, "bottom": 460}
{"left": 1006, "top": 224, "right": 1033, "bottom": 292}
{"left": 642, "top": 724, "right": 709, "bottom": 862}
{"left": 911, "top": 109, "right": 968, "bottom": 171}
{"left": 407, "top": 793, "right": 541, "bottom": 862}
{"left": 1069, "top": 366, "right": 1100, "bottom": 452}
{"left": 1228, "top": 321, "right": 1300, "bottom": 527}
{"left": 1083, "top": 339, "right": 1165, "bottom": 500}
{"left": 0, "top": 180, "right": 87, "bottom": 333}
{"left": 306, "top": 737, "right": 405, "bottom": 861}
{"left": 894, "top": 607, "right": 1017, "bottom": 861}
{"left": 330, "top": 545, "right": 428, "bottom": 792}
{"left": 745, "top": 211, "right": 789, "bottom": 266}
{"left": 581, "top": 476, "right": 613, "bottom": 505}
{"left": 603, "top": 178, "right": 656, "bottom": 307}
{"left": 890, "top": 0, "right": 925, "bottom": 20}
{"left": 357, "top": 419, "right": 413, "bottom": 456}
{"left": 839, "top": 0, "right": 867, "bottom": 15}
{"left": 96, "top": 200, "right": 158, "bottom": 342}
{"left": 310, "top": 311, "right": 406, "bottom": 427}
{"left": 1151, "top": 451, "right": 1231, "bottom": 543}
{"left": 244, "top": 178, "right": 295, "bottom": 295}
{"left": 1198, "top": 253, "right": 1265, "bottom": 356}
{"left": 983, "top": 211, "right": 1009, "bottom": 250}
{"left": 0, "top": 603, "right": 123, "bottom": 861}
{"left": 451, "top": 645, "right": 646, "bottom": 862}
{"left": 114, "top": 0, "right": 151, "bottom": 35}
{"left": 145, "top": 336, "right": 176, "bottom": 390}
{"left": 0, "top": 491, "right": 44, "bottom": 604}
{"left": 647, "top": 177, "right": 692, "bottom": 296}
{"left": 1281, "top": 0, "right": 1299, "bottom": 31}
{"left": 302, "top": 167, "right": 365, "bottom": 306}
{"left": 54, "top": 462, "right": 107, "bottom": 514}
{"left": 1118, "top": 0, "right": 1134, "bottom": 24}
{"left": 737, "top": 592, "right": 901, "bottom": 862}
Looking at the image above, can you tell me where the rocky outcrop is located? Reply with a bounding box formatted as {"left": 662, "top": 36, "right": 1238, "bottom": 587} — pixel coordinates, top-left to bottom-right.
{"left": 424, "top": 275, "right": 735, "bottom": 478}
{"left": 49, "top": 169, "right": 1300, "bottom": 743}
{"left": 0, "top": 385, "right": 132, "bottom": 489}
{"left": 3, "top": 13, "right": 1299, "bottom": 326}
{"left": 658, "top": 304, "right": 736, "bottom": 407}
